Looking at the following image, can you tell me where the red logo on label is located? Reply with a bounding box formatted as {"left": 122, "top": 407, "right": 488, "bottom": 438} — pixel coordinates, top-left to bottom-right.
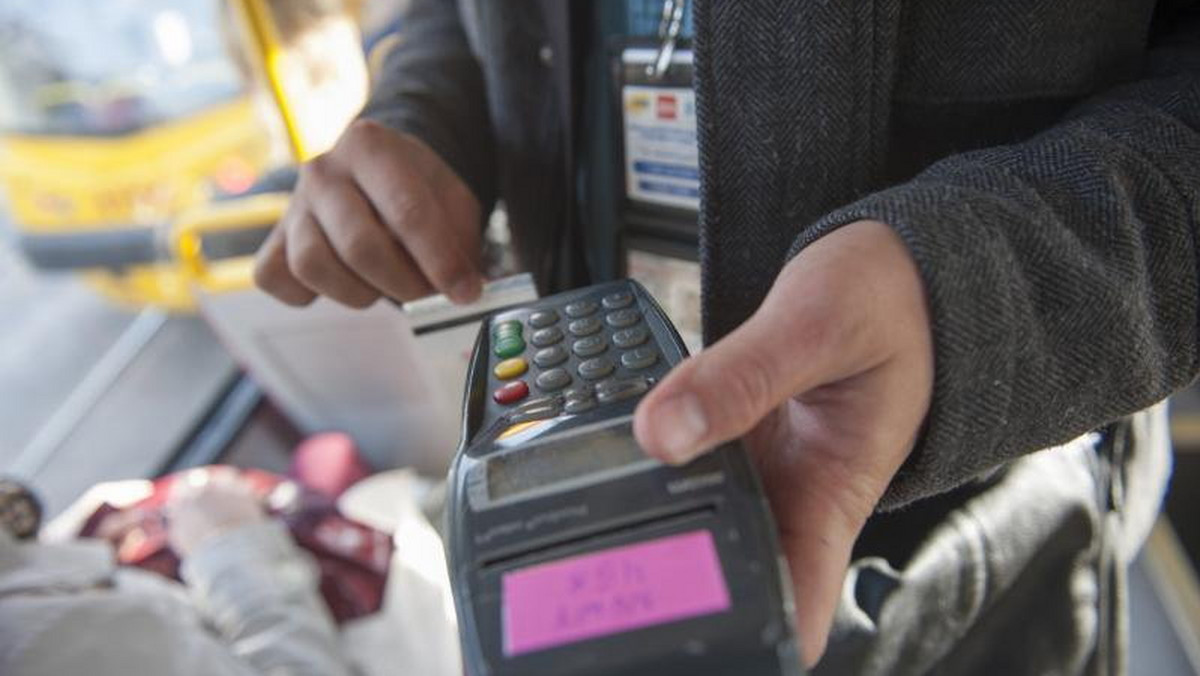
{"left": 656, "top": 95, "right": 678, "bottom": 120}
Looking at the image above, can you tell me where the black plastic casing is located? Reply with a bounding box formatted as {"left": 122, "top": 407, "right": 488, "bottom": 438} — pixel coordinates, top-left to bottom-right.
{"left": 446, "top": 280, "right": 802, "bottom": 676}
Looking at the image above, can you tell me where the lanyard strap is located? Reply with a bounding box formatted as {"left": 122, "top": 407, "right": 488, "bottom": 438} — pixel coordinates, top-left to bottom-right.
{"left": 648, "top": 0, "right": 687, "bottom": 80}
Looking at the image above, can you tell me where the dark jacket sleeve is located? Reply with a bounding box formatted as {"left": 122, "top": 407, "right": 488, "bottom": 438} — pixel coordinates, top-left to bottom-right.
{"left": 790, "top": 9, "right": 1200, "bottom": 509}
{"left": 359, "top": 0, "right": 495, "bottom": 211}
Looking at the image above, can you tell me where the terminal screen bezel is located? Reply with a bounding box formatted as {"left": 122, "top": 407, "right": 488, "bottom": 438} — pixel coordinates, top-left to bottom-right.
{"left": 485, "top": 416, "right": 657, "bottom": 505}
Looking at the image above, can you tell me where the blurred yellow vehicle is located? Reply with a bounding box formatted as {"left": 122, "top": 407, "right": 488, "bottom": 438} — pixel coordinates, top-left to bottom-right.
{"left": 0, "top": 0, "right": 278, "bottom": 310}
{"left": 0, "top": 0, "right": 370, "bottom": 310}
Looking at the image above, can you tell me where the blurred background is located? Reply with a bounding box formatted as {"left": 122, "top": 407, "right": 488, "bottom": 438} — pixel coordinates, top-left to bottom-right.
{"left": 0, "top": 0, "right": 1196, "bottom": 672}
{"left": 0, "top": 0, "right": 394, "bottom": 486}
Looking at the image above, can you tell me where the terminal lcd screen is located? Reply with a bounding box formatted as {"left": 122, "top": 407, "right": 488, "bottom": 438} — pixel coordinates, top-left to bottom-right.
{"left": 501, "top": 529, "right": 731, "bottom": 656}
{"left": 487, "top": 421, "right": 651, "bottom": 502}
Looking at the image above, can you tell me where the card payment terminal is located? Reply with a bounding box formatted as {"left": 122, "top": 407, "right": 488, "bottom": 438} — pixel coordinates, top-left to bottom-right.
{"left": 446, "top": 280, "right": 802, "bottom": 675}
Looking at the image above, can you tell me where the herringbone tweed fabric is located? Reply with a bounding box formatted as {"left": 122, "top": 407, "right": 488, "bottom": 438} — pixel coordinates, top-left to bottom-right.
{"left": 694, "top": 0, "right": 1200, "bottom": 509}
{"left": 365, "top": 0, "right": 1199, "bottom": 509}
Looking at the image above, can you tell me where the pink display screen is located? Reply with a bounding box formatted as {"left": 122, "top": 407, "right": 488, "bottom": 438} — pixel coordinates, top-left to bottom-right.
{"left": 501, "top": 530, "right": 730, "bottom": 657}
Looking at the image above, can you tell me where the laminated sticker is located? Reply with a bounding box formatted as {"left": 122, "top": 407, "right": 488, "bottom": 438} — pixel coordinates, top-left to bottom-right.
{"left": 502, "top": 529, "right": 729, "bottom": 656}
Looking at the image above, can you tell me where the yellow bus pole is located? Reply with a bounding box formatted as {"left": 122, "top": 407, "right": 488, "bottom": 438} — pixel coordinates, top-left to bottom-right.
{"left": 172, "top": 192, "right": 291, "bottom": 292}
{"left": 227, "top": 0, "right": 314, "bottom": 163}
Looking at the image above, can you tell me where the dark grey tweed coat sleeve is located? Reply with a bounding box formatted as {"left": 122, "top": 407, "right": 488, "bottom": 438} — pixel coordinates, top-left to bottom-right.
{"left": 358, "top": 0, "right": 495, "bottom": 212}
{"left": 790, "top": 18, "right": 1200, "bottom": 510}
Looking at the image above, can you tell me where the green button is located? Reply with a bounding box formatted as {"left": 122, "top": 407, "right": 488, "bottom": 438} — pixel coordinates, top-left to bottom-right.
{"left": 493, "top": 331, "right": 523, "bottom": 345}
{"left": 493, "top": 320, "right": 522, "bottom": 336}
{"left": 494, "top": 337, "right": 526, "bottom": 358}
{"left": 493, "top": 325, "right": 523, "bottom": 340}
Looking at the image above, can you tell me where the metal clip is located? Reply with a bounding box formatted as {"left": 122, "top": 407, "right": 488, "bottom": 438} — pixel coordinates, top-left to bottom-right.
{"left": 648, "top": 0, "right": 686, "bottom": 80}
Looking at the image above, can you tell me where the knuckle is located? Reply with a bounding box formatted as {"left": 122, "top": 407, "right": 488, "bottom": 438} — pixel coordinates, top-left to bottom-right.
{"left": 288, "top": 244, "right": 329, "bottom": 286}
{"left": 341, "top": 119, "right": 392, "bottom": 158}
{"left": 253, "top": 238, "right": 284, "bottom": 287}
{"left": 347, "top": 117, "right": 385, "bottom": 143}
{"left": 300, "top": 154, "right": 336, "bottom": 185}
{"left": 712, "top": 351, "right": 778, "bottom": 423}
{"left": 342, "top": 232, "right": 385, "bottom": 271}
{"left": 252, "top": 254, "right": 276, "bottom": 289}
{"left": 424, "top": 250, "right": 470, "bottom": 289}
{"left": 422, "top": 244, "right": 458, "bottom": 275}
{"left": 253, "top": 255, "right": 313, "bottom": 305}
{"left": 386, "top": 191, "right": 429, "bottom": 234}
{"left": 789, "top": 295, "right": 843, "bottom": 351}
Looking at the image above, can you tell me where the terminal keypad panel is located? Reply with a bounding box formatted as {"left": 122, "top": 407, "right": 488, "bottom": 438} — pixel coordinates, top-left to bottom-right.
{"left": 476, "top": 284, "right": 674, "bottom": 437}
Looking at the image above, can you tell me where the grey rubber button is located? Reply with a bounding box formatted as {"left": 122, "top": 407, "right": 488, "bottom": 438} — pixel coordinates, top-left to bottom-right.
{"left": 564, "top": 397, "right": 597, "bottom": 414}
{"left": 533, "top": 345, "right": 568, "bottom": 368}
{"left": 568, "top": 316, "right": 603, "bottom": 336}
{"left": 606, "top": 309, "right": 641, "bottom": 328}
{"left": 531, "top": 326, "right": 564, "bottom": 347}
{"left": 535, "top": 368, "right": 572, "bottom": 391}
{"left": 612, "top": 326, "right": 649, "bottom": 349}
{"left": 564, "top": 300, "right": 598, "bottom": 318}
{"left": 510, "top": 397, "right": 562, "bottom": 423}
{"left": 565, "top": 386, "right": 594, "bottom": 401}
{"left": 596, "top": 377, "right": 650, "bottom": 404}
{"left": 621, "top": 347, "right": 659, "bottom": 370}
{"left": 528, "top": 310, "right": 559, "bottom": 328}
{"left": 578, "top": 357, "right": 616, "bottom": 380}
{"left": 602, "top": 291, "right": 634, "bottom": 309}
{"left": 572, "top": 335, "right": 607, "bottom": 357}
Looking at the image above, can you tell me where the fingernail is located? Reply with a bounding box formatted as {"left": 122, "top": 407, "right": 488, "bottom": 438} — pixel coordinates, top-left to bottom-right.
{"left": 653, "top": 393, "right": 708, "bottom": 463}
{"left": 450, "top": 277, "right": 481, "bottom": 304}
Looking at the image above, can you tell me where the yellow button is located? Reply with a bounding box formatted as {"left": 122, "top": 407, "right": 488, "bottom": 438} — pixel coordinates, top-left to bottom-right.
{"left": 493, "top": 357, "right": 528, "bottom": 379}
{"left": 498, "top": 420, "right": 544, "bottom": 441}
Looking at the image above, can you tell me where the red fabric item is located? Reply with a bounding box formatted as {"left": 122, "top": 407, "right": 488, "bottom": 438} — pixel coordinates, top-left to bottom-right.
{"left": 289, "top": 433, "right": 372, "bottom": 499}
{"left": 78, "top": 466, "right": 392, "bottom": 624}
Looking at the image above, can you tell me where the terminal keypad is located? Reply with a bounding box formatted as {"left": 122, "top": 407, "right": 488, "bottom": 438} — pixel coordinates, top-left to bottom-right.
{"left": 535, "top": 368, "right": 572, "bottom": 392}
{"left": 484, "top": 284, "right": 668, "bottom": 424}
{"left": 568, "top": 316, "right": 603, "bottom": 337}
{"left": 531, "top": 327, "right": 564, "bottom": 347}
{"left": 612, "top": 326, "right": 649, "bottom": 349}
{"left": 572, "top": 335, "right": 607, "bottom": 357}
{"left": 533, "top": 345, "right": 568, "bottom": 368}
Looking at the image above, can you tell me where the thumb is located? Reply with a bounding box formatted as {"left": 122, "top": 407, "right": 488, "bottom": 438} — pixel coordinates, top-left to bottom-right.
{"left": 633, "top": 298, "right": 845, "bottom": 464}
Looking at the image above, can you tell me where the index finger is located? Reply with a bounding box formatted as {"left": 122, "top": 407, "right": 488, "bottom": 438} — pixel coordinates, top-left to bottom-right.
{"left": 349, "top": 138, "right": 483, "bottom": 302}
{"left": 254, "top": 201, "right": 319, "bottom": 306}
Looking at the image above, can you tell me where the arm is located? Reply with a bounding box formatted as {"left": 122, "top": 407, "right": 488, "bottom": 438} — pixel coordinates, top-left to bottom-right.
{"left": 635, "top": 5, "right": 1200, "bottom": 664}
{"left": 791, "top": 7, "right": 1200, "bottom": 509}
{"left": 179, "top": 520, "right": 351, "bottom": 676}
{"left": 254, "top": 0, "right": 489, "bottom": 308}
{"left": 360, "top": 0, "right": 495, "bottom": 212}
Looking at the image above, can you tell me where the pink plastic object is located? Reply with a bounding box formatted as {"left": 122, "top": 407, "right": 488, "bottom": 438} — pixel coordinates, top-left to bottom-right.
{"left": 290, "top": 432, "right": 372, "bottom": 499}
{"left": 502, "top": 529, "right": 731, "bottom": 656}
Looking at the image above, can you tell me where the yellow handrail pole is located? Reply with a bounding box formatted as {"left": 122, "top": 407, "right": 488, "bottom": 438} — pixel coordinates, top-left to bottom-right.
{"left": 227, "top": 0, "right": 314, "bottom": 163}
{"left": 172, "top": 192, "right": 291, "bottom": 292}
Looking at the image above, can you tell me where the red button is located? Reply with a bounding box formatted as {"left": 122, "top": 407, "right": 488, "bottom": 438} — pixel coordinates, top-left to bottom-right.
{"left": 493, "top": 380, "right": 529, "bottom": 405}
